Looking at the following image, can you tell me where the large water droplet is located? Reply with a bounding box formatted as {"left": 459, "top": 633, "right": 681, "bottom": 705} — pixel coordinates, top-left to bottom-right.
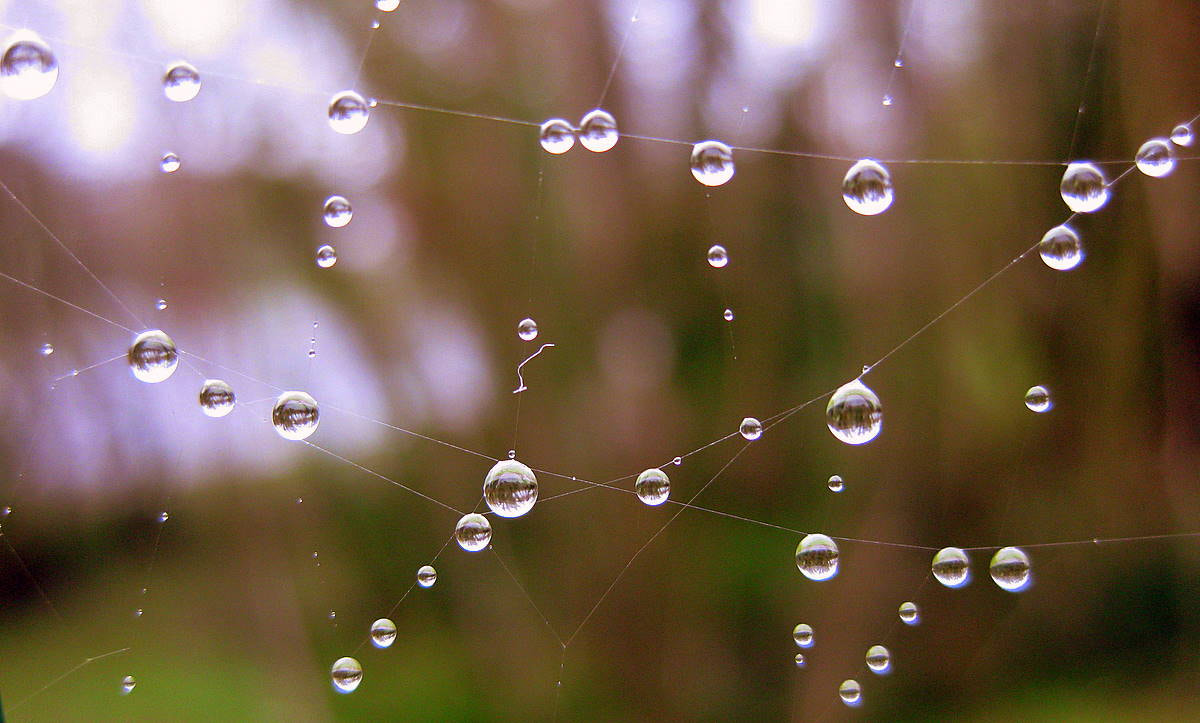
{"left": 483, "top": 459, "right": 538, "bottom": 518}
{"left": 454, "top": 512, "right": 492, "bottom": 551}
{"left": 1059, "top": 162, "right": 1109, "bottom": 214}
{"left": 316, "top": 244, "right": 337, "bottom": 268}
{"left": 1, "top": 31, "right": 58, "bottom": 100}
{"left": 1135, "top": 138, "right": 1174, "bottom": 178}
{"left": 539, "top": 118, "right": 575, "bottom": 154}
{"left": 635, "top": 468, "right": 670, "bottom": 506}
{"left": 162, "top": 61, "right": 200, "bottom": 102}
{"left": 827, "top": 475, "right": 844, "bottom": 493}
{"left": 119, "top": 674, "right": 136, "bottom": 695}
{"left": 370, "top": 618, "right": 397, "bottom": 649}
{"left": 1170, "top": 123, "right": 1194, "bottom": 147}
{"left": 271, "top": 391, "right": 319, "bottom": 441}
{"left": 578, "top": 109, "right": 618, "bottom": 152}
{"left": 898, "top": 601, "right": 919, "bottom": 625}
{"left": 160, "top": 153, "right": 181, "bottom": 173}
{"left": 989, "top": 546, "right": 1031, "bottom": 592}
{"left": 792, "top": 623, "right": 814, "bottom": 648}
{"left": 795, "top": 533, "right": 839, "bottom": 581}
{"left": 417, "top": 564, "right": 437, "bottom": 588}
{"left": 931, "top": 547, "right": 970, "bottom": 588}
{"left": 690, "top": 141, "right": 735, "bottom": 187}
{"left": 199, "top": 379, "right": 235, "bottom": 418}
{"left": 128, "top": 330, "right": 178, "bottom": 383}
{"left": 518, "top": 317, "right": 539, "bottom": 341}
{"left": 323, "top": 195, "right": 352, "bottom": 227}
{"left": 1024, "top": 385, "right": 1051, "bottom": 413}
{"left": 838, "top": 679, "right": 862, "bottom": 706}
{"left": 1038, "top": 225, "right": 1083, "bottom": 271}
{"left": 826, "top": 379, "right": 882, "bottom": 445}
{"left": 330, "top": 657, "right": 362, "bottom": 694}
{"left": 707, "top": 244, "right": 728, "bottom": 268}
{"left": 865, "top": 645, "right": 891, "bottom": 674}
{"left": 739, "top": 417, "right": 762, "bottom": 440}
{"left": 328, "top": 91, "right": 370, "bottom": 135}
{"left": 842, "top": 159, "right": 893, "bottom": 215}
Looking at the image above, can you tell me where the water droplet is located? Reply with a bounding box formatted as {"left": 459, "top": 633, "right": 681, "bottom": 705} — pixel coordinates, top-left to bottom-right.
{"left": 826, "top": 379, "right": 883, "bottom": 445}
{"left": 1024, "top": 385, "right": 1051, "bottom": 413}
{"left": 707, "top": 244, "right": 728, "bottom": 268}
{"left": 417, "top": 564, "right": 437, "bottom": 588}
{"left": 157, "top": 511, "right": 169, "bottom": 523}
{"left": 371, "top": 20, "right": 380, "bottom": 29}
{"left": 539, "top": 118, "right": 575, "bottom": 154}
{"left": 454, "top": 512, "right": 492, "bottom": 551}
{"left": 483, "top": 459, "right": 538, "bottom": 518}
{"left": 1059, "top": 162, "right": 1109, "bottom": 214}
{"left": 1170, "top": 123, "right": 1193, "bottom": 147}
{"left": 39, "top": 343, "right": 53, "bottom": 356}
{"left": 316, "top": 244, "right": 337, "bottom": 268}
{"left": 893, "top": 57, "right": 904, "bottom": 68}
{"left": 162, "top": 61, "right": 200, "bottom": 102}
{"left": 328, "top": 90, "right": 370, "bottom": 135}
{"left": 865, "top": 645, "right": 891, "bottom": 674}
{"left": 1038, "top": 225, "right": 1083, "bottom": 271}
{"left": 690, "top": 140, "right": 735, "bottom": 187}
{"left": 330, "top": 657, "right": 362, "bottom": 694}
{"left": 1, "top": 506, "right": 10, "bottom": 516}
{"left": 827, "top": 475, "right": 844, "bottom": 493}
{"left": 723, "top": 308, "right": 733, "bottom": 321}
{"left": 307, "top": 349, "right": 317, "bottom": 358}
{"left": 898, "top": 601, "right": 919, "bottom": 625}
{"left": 881, "top": 94, "right": 894, "bottom": 107}
{"left": 271, "top": 391, "right": 319, "bottom": 441}
{"left": 323, "top": 195, "right": 353, "bottom": 228}
{"left": 518, "top": 317, "right": 539, "bottom": 341}
{"left": 128, "top": 330, "right": 179, "bottom": 383}
{"left": 1135, "top": 138, "right": 1175, "bottom": 178}
{"left": 795, "top": 534, "right": 839, "bottom": 581}
{"left": 838, "top": 679, "right": 862, "bottom": 706}
{"left": 160, "top": 153, "right": 181, "bottom": 173}
{"left": 671, "top": 456, "right": 682, "bottom": 466}
{"left": 842, "top": 159, "right": 893, "bottom": 216}
{"left": 506, "top": 449, "right": 517, "bottom": 459}
{"left": 578, "top": 109, "right": 618, "bottom": 152}
{"left": 1, "top": 31, "right": 58, "bottom": 100}
{"left": 376, "top": 0, "right": 400, "bottom": 10}
{"left": 370, "top": 618, "right": 397, "bottom": 648}
{"left": 199, "top": 379, "right": 236, "bottom": 417}
{"left": 635, "top": 468, "right": 670, "bottom": 506}
{"left": 296, "top": 497, "right": 304, "bottom": 504}
{"left": 792, "top": 623, "right": 814, "bottom": 648}
{"left": 793, "top": 653, "right": 806, "bottom": 667}
{"left": 134, "top": 608, "right": 143, "bottom": 618}
{"left": 989, "top": 546, "right": 1031, "bottom": 592}
{"left": 931, "top": 547, "right": 970, "bottom": 588}
{"left": 119, "top": 674, "right": 136, "bottom": 695}
{"left": 328, "top": 610, "right": 336, "bottom": 620}
{"left": 154, "top": 298, "right": 167, "bottom": 311}
{"left": 739, "top": 417, "right": 762, "bottom": 441}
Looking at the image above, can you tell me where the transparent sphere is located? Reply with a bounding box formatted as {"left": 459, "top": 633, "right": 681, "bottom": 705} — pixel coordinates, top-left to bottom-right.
{"left": 369, "top": 618, "right": 397, "bottom": 649}
{"left": 898, "top": 601, "right": 919, "bottom": 625}
{"left": 330, "top": 657, "right": 363, "bottom": 694}
{"left": 794, "top": 653, "right": 806, "bottom": 667}
{"left": 931, "top": 547, "right": 971, "bottom": 588}
{"left": 482, "top": 459, "right": 538, "bottom": 518}
{"left": 578, "top": 108, "right": 618, "bottom": 152}
{"left": 1024, "top": 385, "right": 1051, "bottom": 413}
{"left": 1, "top": 31, "right": 58, "bottom": 100}
{"left": 162, "top": 61, "right": 200, "bottom": 102}
{"left": 792, "top": 622, "right": 814, "bottom": 648}
{"left": 1135, "top": 138, "right": 1174, "bottom": 178}
{"left": 39, "top": 342, "right": 53, "bottom": 356}
{"left": 842, "top": 159, "right": 893, "bottom": 215}
{"left": 690, "top": 140, "right": 735, "bottom": 187}
{"left": 323, "top": 195, "right": 352, "bottom": 227}
{"left": 723, "top": 308, "right": 734, "bottom": 321}
{"left": 707, "top": 244, "right": 728, "bottom": 268}
{"left": 1038, "top": 225, "right": 1083, "bottom": 271}
{"left": 199, "top": 379, "right": 235, "bottom": 418}
{"left": 271, "top": 391, "right": 319, "bottom": 441}
{"left": 155, "top": 298, "right": 168, "bottom": 311}
{"left": 1170, "top": 123, "right": 1194, "bottom": 147}
{"left": 376, "top": 0, "right": 400, "bottom": 10}
{"left": 739, "top": 417, "right": 762, "bottom": 441}
{"left": 416, "top": 564, "right": 437, "bottom": 588}
{"left": 328, "top": 90, "right": 370, "bottom": 135}
{"left": 539, "top": 118, "right": 575, "bottom": 154}
{"left": 128, "top": 330, "right": 179, "bottom": 383}
{"left": 826, "top": 379, "right": 882, "bottom": 445}
{"left": 120, "top": 674, "right": 137, "bottom": 695}
{"left": 838, "top": 679, "right": 862, "bottom": 706}
{"left": 827, "top": 475, "right": 844, "bottom": 493}
{"left": 518, "top": 317, "right": 539, "bottom": 341}
{"left": 1059, "top": 162, "right": 1109, "bottom": 213}
{"left": 160, "top": 153, "right": 181, "bottom": 173}
{"left": 795, "top": 533, "right": 839, "bottom": 581}
{"left": 316, "top": 244, "right": 337, "bottom": 269}
{"left": 866, "top": 644, "right": 891, "bottom": 674}
{"left": 454, "top": 512, "right": 492, "bottom": 551}
{"left": 989, "top": 546, "right": 1031, "bottom": 592}
{"left": 635, "top": 468, "right": 670, "bottom": 506}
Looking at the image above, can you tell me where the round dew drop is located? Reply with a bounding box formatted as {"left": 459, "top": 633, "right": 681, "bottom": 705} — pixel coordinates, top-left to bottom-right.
{"left": 416, "top": 564, "right": 437, "bottom": 588}
{"left": 1170, "top": 123, "right": 1194, "bottom": 147}
{"left": 1135, "top": 138, "right": 1175, "bottom": 178}
{"left": 482, "top": 459, "right": 538, "bottom": 518}
{"left": 578, "top": 109, "right": 618, "bottom": 152}
{"left": 199, "top": 379, "right": 235, "bottom": 418}
{"left": 160, "top": 153, "right": 181, "bottom": 173}
{"left": 827, "top": 475, "right": 844, "bottom": 493}
{"left": 39, "top": 343, "right": 53, "bottom": 356}
{"left": 826, "top": 379, "right": 883, "bottom": 445}
{"left": 539, "top": 118, "right": 575, "bottom": 154}
{"left": 323, "top": 195, "right": 352, "bottom": 228}
{"left": 455, "top": 512, "right": 492, "bottom": 551}
{"left": 707, "top": 244, "right": 729, "bottom": 268}
{"left": 898, "top": 601, "right": 919, "bottom": 625}
{"left": 635, "top": 468, "right": 670, "bottom": 506}
{"left": 839, "top": 679, "right": 862, "bottom": 706}
{"left": 794, "top": 653, "right": 806, "bottom": 667}
{"left": 795, "top": 534, "right": 839, "bottom": 581}
{"left": 330, "top": 657, "right": 363, "bottom": 694}
{"left": 865, "top": 645, "right": 891, "bottom": 674}
{"left": 271, "top": 391, "right": 319, "bottom": 441}
{"left": 376, "top": 0, "right": 400, "bottom": 10}
{"left": 792, "top": 623, "right": 814, "bottom": 648}
{"left": 162, "top": 61, "right": 200, "bottom": 102}
{"left": 1038, "top": 225, "right": 1083, "bottom": 271}
{"left": 369, "top": 618, "right": 397, "bottom": 649}
{"left": 1024, "top": 385, "right": 1051, "bottom": 413}
{"left": 1, "top": 30, "right": 58, "bottom": 100}
{"left": 690, "top": 140, "right": 735, "bottom": 187}
{"left": 739, "top": 417, "right": 762, "bottom": 440}
{"left": 328, "top": 90, "right": 370, "bottom": 135}
{"left": 155, "top": 298, "right": 168, "bottom": 311}
{"left": 1059, "top": 162, "right": 1109, "bottom": 214}
{"left": 315, "top": 244, "right": 337, "bottom": 268}
{"left": 723, "top": 308, "right": 734, "bottom": 321}
{"left": 128, "top": 330, "right": 179, "bottom": 383}
{"left": 989, "top": 546, "right": 1031, "bottom": 592}
{"left": 120, "top": 675, "right": 137, "bottom": 695}
{"left": 931, "top": 547, "right": 971, "bottom": 588}
{"left": 518, "top": 317, "right": 539, "bottom": 341}
{"left": 842, "top": 159, "right": 893, "bottom": 215}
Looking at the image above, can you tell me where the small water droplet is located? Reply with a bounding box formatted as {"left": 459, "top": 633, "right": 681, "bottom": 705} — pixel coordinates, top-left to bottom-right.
{"left": 506, "top": 449, "right": 517, "bottom": 459}
{"left": 1135, "top": 137, "right": 1175, "bottom": 177}
{"left": 162, "top": 61, "right": 200, "bottom": 102}
{"left": 578, "top": 109, "right": 618, "bottom": 152}
{"left": 454, "top": 513, "right": 492, "bottom": 551}
{"left": 898, "top": 601, "right": 919, "bottom": 625}
{"left": 370, "top": 618, "right": 397, "bottom": 648}
{"left": 672, "top": 456, "right": 682, "bottom": 466}
{"left": 1170, "top": 123, "right": 1193, "bottom": 147}
{"left": 296, "top": 497, "right": 304, "bottom": 504}
{"left": 330, "top": 657, "right": 362, "bottom": 694}
{"left": 272, "top": 391, "right": 319, "bottom": 441}
{"left": 316, "top": 244, "right": 337, "bottom": 268}
{"left": 792, "top": 623, "right": 814, "bottom": 648}
{"left": 838, "top": 679, "right": 862, "bottom": 706}
{"left": 635, "top": 468, "right": 670, "bottom": 506}
{"left": 1024, "top": 385, "right": 1051, "bottom": 413}
{"left": 370, "top": 20, "right": 381, "bottom": 29}
{"left": 517, "top": 317, "right": 539, "bottom": 341}
{"left": 417, "top": 564, "right": 437, "bottom": 588}
{"left": 39, "top": 343, "right": 53, "bottom": 356}
{"left": 1, "top": 31, "right": 58, "bottom": 100}
{"left": 322, "top": 196, "right": 352, "bottom": 228}
{"left": 723, "top": 308, "right": 733, "bottom": 321}
{"left": 1060, "top": 162, "right": 1109, "bottom": 214}
{"left": 893, "top": 57, "right": 904, "bottom": 68}
{"left": 307, "top": 349, "right": 317, "bottom": 358}
{"left": 989, "top": 546, "right": 1031, "bottom": 592}
{"left": 865, "top": 644, "right": 891, "bottom": 674}
{"left": 739, "top": 417, "right": 762, "bottom": 441}
{"left": 842, "top": 159, "right": 894, "bottom": 215}
{"left": 128, "top": 330, "right": 179, "bottom": 383}
{"left": 881, "top": 94, "right": 894, "bottom": 107}
{"left": 932, "top": 547, "right": 970, "bottom": 588}
{"left": 826, "top": 379, "right": 883, "bottom": 445}
{"left": 376, "top": 0, "right": 400, "bottom": 10}
{"left": 328, "top": 90, "right": 370, "bottom": 134}
{"left": 119, "top": 674, "right": 136, "bottom": 695}
{"left": 707, "top": 244, "right": 728, "bottom": 268}
{"left": 328, "top": 610, "right": 336, "bottom": 620}
{"left": 0, "top": 506, "right": 10, "bottom": 516}
{"left": 795, "top": 534, "right": 839, "bottom": 581}
{"left": 1038, "top": 226, "right": 1083, "bottom": 271}
{"left": 155, "top": 298, "right": 167, "bottom": 311}
{"left": 160, "top": 153, "right": 181, "bottom": 173}
{"left": 793, "top": 653, "right": 806, "bottom": 667}
{"left": 538, "top": 118, "right": 575, "bottom": 154}
{"left": 157, "top": 511, "right": 169, "bottom": 523}
{"left": 827, "top": 475, "right": 844, "bottom": 493}
{"left": 134, "top": 608, "right": 143, "bottom": 618}
{"left": 690, "top": 140, "right": 735, "bottom": 187}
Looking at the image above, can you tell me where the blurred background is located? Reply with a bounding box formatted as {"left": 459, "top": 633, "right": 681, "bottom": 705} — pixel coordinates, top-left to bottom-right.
{"left": 0, "top": 0, "right": 1198, "bottom": 719}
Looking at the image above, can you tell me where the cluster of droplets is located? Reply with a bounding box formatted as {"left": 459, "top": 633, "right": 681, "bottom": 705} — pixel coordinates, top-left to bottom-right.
{"left": 537, "top": 109, "right": 619, "bottom": 155}
{"left": 931, "top": 546, "right": 1032, "bottom": 591}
